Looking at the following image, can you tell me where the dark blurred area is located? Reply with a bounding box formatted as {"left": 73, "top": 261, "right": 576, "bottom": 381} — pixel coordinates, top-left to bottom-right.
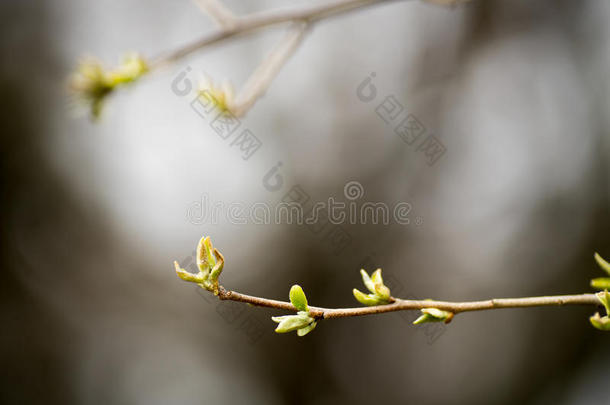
{"left": 1, "top": 0, "right": 609, "bottom": 404}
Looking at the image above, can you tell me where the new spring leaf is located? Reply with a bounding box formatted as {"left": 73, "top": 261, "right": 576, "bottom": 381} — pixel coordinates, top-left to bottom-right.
{"left": 289, "top": 285, "right": 308, "bottom": 311}
{"left": 70, "top": 53, "right": 148, "bottom": 119}
{"left": 592, "top": 253, "right": 610, "bottom": 289}
{"left": 272, "top": 287, "right": 317, "bottom": 336}
{"left": 353, "top": 268, "right": 392, "bottom": 306}
{"left": 174, "top": 235, "right": 224, "bottom": 295}
{"left": 414, "top": 308, "right": 454, "bottom": 325}
{"left": 272, "top": 313, "right": 312, "bottom": 333}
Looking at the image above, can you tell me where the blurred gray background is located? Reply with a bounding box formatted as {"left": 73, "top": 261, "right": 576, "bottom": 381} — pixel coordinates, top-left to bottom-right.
{"left": 1, "top": 0, "right": 609, "bottom": 404}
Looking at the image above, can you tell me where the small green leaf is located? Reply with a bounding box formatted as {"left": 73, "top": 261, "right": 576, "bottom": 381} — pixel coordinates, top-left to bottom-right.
{"left": 413, "top": 313, "right": 436, "bottom": 325}
{"left": 590, "top": 313, "right": 610, "bottom": 331}
{"left": 297, "top": 321, "right": 317, "bottom": 337}
{"left": 356, "top": 268, "right": 392, "bottom": 304}
{"left": 204, "top": 237, "right": 217, "bottom": 268}
{"left": 70, "top": 53, "right": 148, "bottom": 119}
{"left": 289, "top": 285, "right": 308, "bottom": 311}
{"left": 591, "top": 278, "right": 610, "bottom": 290}
{"left": 209, "top": 248, "right": 225, "bottom": 281}
{"left": 374, "top": 283, "right": 391, "bottom": 300}
{"left": 360, "top": 269, "right": 376, "bottom": 294}
{"left": 176, "top": 235, "right": 226, "bottom": 294}
{"left": 414, "top": 308, "right": 453, "bottom": 324}
{"left": 371, "top": 269, "right": 383, "bottom": 285}
{"left": 273, "top": 313, "right": 312, "bottom": 333}
{"left": 174, "top": 261, "right": 204, "bottom": 283}
{"left": 196, "top": 236, "right": 213, "bottom": 274}
{"left": 353, "top": 288, "right": 386, "bottom": 306}
{"left": 422, "top": 308, "right": 451, "bottom": 318}
{"left": 594, "top": 252, "right": 610, "bottom": 276}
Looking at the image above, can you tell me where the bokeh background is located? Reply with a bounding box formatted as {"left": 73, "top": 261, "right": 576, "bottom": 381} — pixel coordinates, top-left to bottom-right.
{"left": 2, "top": 0, "right": 610, "bottom": 404}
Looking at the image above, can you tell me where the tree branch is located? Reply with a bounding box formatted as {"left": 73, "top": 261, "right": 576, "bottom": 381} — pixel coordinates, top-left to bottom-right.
{"left": 231, "top": 21, "right": 310, "bottom": 116}
{"left": 72, "top": 0, "right": 470, "bottom": 117}
{"left": 192, "top": 0, "right": 237, "bottom": 29}
{"left": 218, "top": 286, "right": 600, "bottom": 320}
{"left": 176, "top": 238, "right": 610, "bottom": 334}
{"left": 149, "top": 0, "right": 406, "bottom": 69}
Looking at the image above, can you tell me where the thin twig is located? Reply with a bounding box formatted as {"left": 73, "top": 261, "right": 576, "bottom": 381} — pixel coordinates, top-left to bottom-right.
{"left": 76, "top": 0, "right": 470, "bottom": 117}
{"left": 149, "top": 0, "right": 404, "bottom": 68}
{"left": 139, "top": 0, "right": 469, "bottom": 115}
{"left": 218, "top": 287, "right": 600, "bottom": 320}
{"left": 231, "top": 21, "right": 310, "bottom": 116}
{"left": 192, "top": 0, "right": 237, "bottom": 29}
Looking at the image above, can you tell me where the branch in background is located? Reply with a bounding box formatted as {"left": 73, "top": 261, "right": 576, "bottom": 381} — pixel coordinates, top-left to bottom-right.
{"left": 69, "top": 53, "right": 148, "bottom": 119}
{"left": 231, "top": 21, "right": 310, "bottom": 117}
{"left": 175, "top": 236, "right": 610, "bottom": 337}
{"left": 192, "top": 0, "right": 236, "bottom": 29}
{"left": 151, "top": 0, "right": 402, "bottom": 68}
{"left": 70, "top": 0, "right": 470, "bottom": 118}
{"left": 425, "top": 0, "right": 471, "bottom": 6}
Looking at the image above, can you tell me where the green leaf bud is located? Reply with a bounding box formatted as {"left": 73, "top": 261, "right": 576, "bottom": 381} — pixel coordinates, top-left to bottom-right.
{"left": 594, "top": 253, "right": 610, "bottom": 276}
{"left": 272, "top": 313, "right": 313, "bottom": 333}
{"left": 297, "top": 321, "right": 317, "bottom": 337}
{"left": 360, "top": 269, "right": 376, "bottom": 294}
{"left": 289, "top": 285, "right": 308, "bottom": 311}
{"left": 413, "top": 308, "right": 454, "bottom": 324}
{"left": 590, "top": 313, "right": 610, "bottom": 331}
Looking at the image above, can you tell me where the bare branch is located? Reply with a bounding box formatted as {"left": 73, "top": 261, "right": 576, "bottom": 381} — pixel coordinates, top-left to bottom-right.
{"left": 218, "top": 287, "right": 600, "bottom": 320}
{"left": 74, "top": 0, "right": 475, "bottom": 118}
{"left": 149, "top": 0, "right": 405, "bottom": 68}
{"left": 426, "top": 0, "right": 471, "bottom": 6}
{"left": 192, "top": 0, "right": 237, "bottom": 29}
{"left": 231, "top": 21, "right": 310, "bottom": 117}
{"left": 176, "top": 239, "right": 610, "bottom": 334}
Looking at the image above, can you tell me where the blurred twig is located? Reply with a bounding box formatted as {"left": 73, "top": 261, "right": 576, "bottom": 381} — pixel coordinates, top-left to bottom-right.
{"left": 151, "top": 0, "right": 401, "bottom": 69}
{"left": 150, "top": 0, "right": 431, "bottom": 116}
{"left": 192, "top": 0, "right": 237, "bottom": 29}
{"left": 231, "top": 20, "right": 310, "bottom": 117}
{"left": 74, "top": 0, "right": 471, "bottom": 117}
{"left": 151, "top": 0, "right": 408, "bottom": 116}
